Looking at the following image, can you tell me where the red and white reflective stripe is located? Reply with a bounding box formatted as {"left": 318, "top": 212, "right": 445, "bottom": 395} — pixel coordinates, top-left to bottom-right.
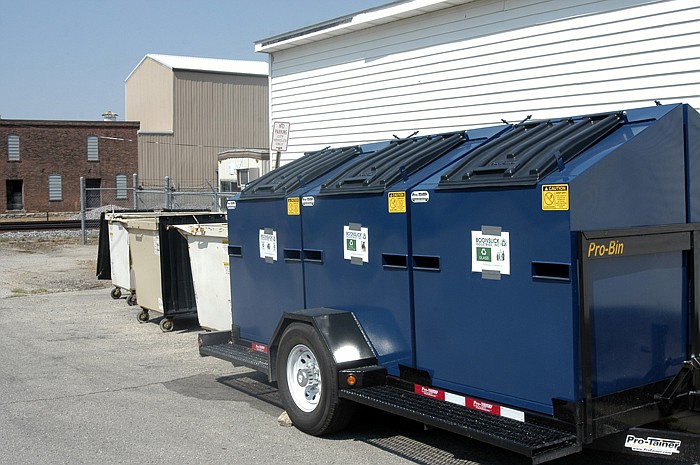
{"left": 252, "top": 342, "right": 268, "bottom": 353}
{"left": 414, "top": 384, "right": 525, "bottom": 422}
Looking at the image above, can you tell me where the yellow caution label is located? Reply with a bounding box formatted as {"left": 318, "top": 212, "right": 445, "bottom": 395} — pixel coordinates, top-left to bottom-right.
{"left": 542, "top": 184, "right": 569, "bottom": 211}
{"left": 287, "top": 197, "right": 300, "bottom": 216}
{"left": 388, "top": 191, "right": 407, "bottom": 213}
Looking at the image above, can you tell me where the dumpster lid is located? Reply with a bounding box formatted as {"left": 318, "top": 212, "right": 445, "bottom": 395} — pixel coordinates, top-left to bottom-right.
{"left": 437, "top": 112, "right": 624, "bottom": 190}
{"left": 319, "top": 132, "right": 469, "bottom": 196}
{"left": 239, "top": 146, "right": 361, "bottom": 199}
{"left": 172, "top": 223, "right": 228, "bottom": 239}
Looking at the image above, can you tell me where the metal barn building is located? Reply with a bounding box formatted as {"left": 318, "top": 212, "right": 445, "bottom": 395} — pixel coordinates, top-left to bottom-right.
{"left": 256, "top": 0, "right": 700, "bottom": 163}
{"left": 125, "top": 54, "right": 269, "bottom": 189}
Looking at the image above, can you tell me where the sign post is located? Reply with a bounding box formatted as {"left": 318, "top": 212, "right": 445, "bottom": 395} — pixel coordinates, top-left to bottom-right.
{"left": 271, "top": 121, "right": 290, "bottom": 169}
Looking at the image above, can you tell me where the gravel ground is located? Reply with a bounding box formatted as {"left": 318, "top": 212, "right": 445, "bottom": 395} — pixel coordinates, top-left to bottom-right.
{"left": 0, "top": 229, "right": 107, "bottom": 298}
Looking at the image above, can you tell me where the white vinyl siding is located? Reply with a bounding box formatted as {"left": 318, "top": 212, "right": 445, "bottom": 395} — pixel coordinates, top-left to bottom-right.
{"left": 7, "top": 134, "right": 19, "bottom": 161}
{"left": 116, "top": 174, "right": 128, "bottom": 199}
{"left": 266, "top": 0, "right": 700, "bottom": 163}
{"left": 48, "top": 174, "right": 62, "bottom": 201}
{"left": 87, "top": 136, "right": 99, "bottom": 161}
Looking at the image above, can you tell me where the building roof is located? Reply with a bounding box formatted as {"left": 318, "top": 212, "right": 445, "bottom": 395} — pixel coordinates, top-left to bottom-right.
{"left": 125, "top": 54, "right": 268, "bottom": 82}
{"left": 217, "top": 148, "right": 269, "bottom": 161}
{"left": 255, "top": 0, "right": 474, "bottom": 53}
{"left": 0, "top": 119, "right": 140, "bottom": 128}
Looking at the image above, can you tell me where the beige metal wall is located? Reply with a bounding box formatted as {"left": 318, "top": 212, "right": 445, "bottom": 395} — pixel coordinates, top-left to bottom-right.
{"left": 125, "top": 58, "right": 174, "bottom": 133}
{"left": 136, "top": 70, "right": 269, "bottom": 189}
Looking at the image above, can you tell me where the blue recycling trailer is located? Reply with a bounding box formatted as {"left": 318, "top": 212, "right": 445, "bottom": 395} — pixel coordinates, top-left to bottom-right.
{"left": 301, "top": 127, "right": 506, "bottom": 376}
{"left": 200, "top": 103, "right": 700, "bottom": 463}
{"left": 226, "top": 145, "right": 370, "bottom": 346}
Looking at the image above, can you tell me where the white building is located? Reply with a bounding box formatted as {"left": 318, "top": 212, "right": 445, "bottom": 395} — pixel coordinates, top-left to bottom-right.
{"left": 256, "top": 0, "right": 699, "bottom": 163}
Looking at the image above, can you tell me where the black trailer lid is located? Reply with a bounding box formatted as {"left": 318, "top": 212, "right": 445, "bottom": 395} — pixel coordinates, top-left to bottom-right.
{"left": 319, "top": 132, "right": 469, "bottom": 196}
{"left": 437, "top": 112, "right": 624, "bottom": 190}
{"left": 239, "top": 145, "right": 361, "bottom": 199}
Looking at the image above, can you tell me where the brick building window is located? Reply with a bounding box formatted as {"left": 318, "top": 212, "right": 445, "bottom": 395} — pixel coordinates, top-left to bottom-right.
{"left": 7, "top": 134, "right": 19, "bottom": 161}
{"left": 87, "top": 136, "right": 99, "bottom": 161}
{"left": 49, "top": 174, "right": 62, "bottom": 201}
{"left": 6, "top": 180, "right": 23, "bottom": 210}
{"left": 116, "top": 174, "right": 128, "bottom": 200}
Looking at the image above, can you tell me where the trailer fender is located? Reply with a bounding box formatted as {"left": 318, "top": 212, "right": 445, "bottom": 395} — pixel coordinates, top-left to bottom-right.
{"left": 268, "top": 308, "right": 377, "bottom": 382}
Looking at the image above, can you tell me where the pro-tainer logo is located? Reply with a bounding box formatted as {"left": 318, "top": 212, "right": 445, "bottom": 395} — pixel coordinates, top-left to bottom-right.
{"left": 624, "top": 435, "right": 681, "bottom": 456}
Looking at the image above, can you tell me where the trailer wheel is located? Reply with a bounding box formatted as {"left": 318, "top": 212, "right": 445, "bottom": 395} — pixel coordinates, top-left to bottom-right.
{"left": 137, "top": 310, "right": 149, "bottom": 323}
{"left": 276, "top": 323, "right": 355, "bottom": 435}
{"left": 110, "top": 287, "right": 122, "bottom": 299}
{"left": 126, "top": 294, "right": 137, "bottom": 306}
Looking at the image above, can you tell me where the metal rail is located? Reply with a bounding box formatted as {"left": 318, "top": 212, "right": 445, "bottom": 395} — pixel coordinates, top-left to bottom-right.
{"left": 0, "top": 220, "right": 99, "bottom": 232}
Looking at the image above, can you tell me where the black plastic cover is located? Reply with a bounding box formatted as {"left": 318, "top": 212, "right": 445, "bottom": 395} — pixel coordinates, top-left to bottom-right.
{"left": 96, "top": 212, "right": 111, "bottom": 279}
{"left": 319, "top": 132, "right": 468, "bottom": 196}
{"left": 438, "top": 112, "right": 624, "bottom": 189}
{"left": 239, "top": 146, "right": 361, "bottom": 199}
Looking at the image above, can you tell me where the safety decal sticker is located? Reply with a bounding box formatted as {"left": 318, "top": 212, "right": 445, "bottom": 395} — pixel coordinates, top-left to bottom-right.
{"left": 287, "top": 197, "right": 300, "bottom": 216}
{"left": 388, "top": 191, "right": 406, "bottom": 213}
{"left": 252, "top": 342, "right": 269, "bottom": 354}
{"left": 414, "top": 384, "right": 524, "bottom": 422}
{"left": 542, "top": 184, "right": 569, "bottom": 211}
{"left": 471, "top": 230, "right": 510, "bottom": 275}
{"left": 302, "top": 196, "right": 315, "bottom": 207}
{"left": 259, "top": 229, "right": 278, "bottom": 262}
{"left": 343, "top": 225, "right": 369, "bottom": 263}
{"left": 227, "top": 200, "right": 237, "bottom": 210}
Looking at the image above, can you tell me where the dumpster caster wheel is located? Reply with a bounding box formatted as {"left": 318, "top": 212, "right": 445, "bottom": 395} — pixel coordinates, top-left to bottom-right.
{"left": 276, "top": 323, "right": 355, "bottom": 435}
{"left": 160, "top": 318, "right": 174, "bottom": 333}
{"left": 137, "top": 310, "right": 149, "bottom": 323}
{"left": 110, "top": 287, "right": 122, "bottom": 299}
{"left": 126, "top": 294, "right": 137, "bottom": 306}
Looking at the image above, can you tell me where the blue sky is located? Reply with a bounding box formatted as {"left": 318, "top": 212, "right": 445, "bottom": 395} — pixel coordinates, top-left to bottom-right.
{"left": 0, "top": 0, "right": 388, "bottom": 121}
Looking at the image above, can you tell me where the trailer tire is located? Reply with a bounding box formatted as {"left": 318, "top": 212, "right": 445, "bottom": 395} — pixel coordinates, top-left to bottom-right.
{"left": 276, "top": 323, "right": 355, "bottom": 436}
{"left": 110, "top": 287, "right": 122, "bottom": 299}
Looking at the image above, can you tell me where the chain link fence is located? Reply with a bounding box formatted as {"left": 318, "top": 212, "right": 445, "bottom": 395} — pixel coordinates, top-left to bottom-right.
{"left": 79, "top": 175, "right": 235, "bottom": 244}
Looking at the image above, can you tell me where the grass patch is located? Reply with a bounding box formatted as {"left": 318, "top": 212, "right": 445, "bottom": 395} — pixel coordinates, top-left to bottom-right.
{"left": 10, "top": 288, "right": 48, "bottom": 297}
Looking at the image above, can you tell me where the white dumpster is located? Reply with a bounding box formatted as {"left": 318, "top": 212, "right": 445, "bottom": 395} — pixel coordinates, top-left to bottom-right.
{"left": 104, "top": 211, "right": 157, "bottom": 305}
{"left": 173, "top": 223, "right": 231, "bottom": 331}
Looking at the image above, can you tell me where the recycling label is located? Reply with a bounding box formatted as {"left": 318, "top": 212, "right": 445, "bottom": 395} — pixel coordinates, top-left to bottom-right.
{"left": 259, "top": 229, "right": 278, "bottom": 261}
{"left": 343, "top": 225, "right": 369, "bottom": 263}
{"left": 471, "top": 230, "right": 510, "bottom": 275}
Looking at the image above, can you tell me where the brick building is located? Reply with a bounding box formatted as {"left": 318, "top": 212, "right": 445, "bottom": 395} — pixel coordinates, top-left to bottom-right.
{"left": 1, "top": 119, "right": 140, "bottom": 213}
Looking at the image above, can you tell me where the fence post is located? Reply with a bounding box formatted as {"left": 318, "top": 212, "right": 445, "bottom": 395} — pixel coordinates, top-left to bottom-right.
{"left": 165, "top": 176, "right": 172, "bottom": 210}
{"left": 79, "top": 176, "right": 87, "bottom": 245}
{"left": 132, "top": 173, "right": 138, "bottom": 210}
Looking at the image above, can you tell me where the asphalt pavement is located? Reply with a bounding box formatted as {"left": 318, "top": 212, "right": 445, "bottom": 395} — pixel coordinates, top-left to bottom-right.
{"left": 0, "top": 244, "right": 692, "bottom": 465}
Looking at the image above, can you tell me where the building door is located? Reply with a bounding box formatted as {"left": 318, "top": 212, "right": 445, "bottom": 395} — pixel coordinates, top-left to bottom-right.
{"left": 6, "top": 180, "right": 23, "bottom": 210}
{"left": 85, "top": 178, "right": 101, "bottom": 209}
